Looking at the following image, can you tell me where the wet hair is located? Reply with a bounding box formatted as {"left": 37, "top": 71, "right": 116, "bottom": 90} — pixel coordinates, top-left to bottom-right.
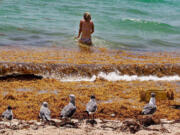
{"left": 83, "top": 12, "right": 91, "bottom": 21}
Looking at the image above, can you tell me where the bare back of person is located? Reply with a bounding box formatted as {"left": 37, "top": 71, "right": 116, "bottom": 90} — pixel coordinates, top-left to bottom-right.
{"left": 81, "top": 20, "right": 93, "bottom": 38}
{"left": 77, "top": 12, "right": 94, "bottom": 45}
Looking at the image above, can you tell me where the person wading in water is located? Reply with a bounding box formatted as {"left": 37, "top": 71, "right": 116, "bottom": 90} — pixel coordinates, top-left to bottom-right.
{"left": 76, "top": 12, "right": 94, "bottom": 45}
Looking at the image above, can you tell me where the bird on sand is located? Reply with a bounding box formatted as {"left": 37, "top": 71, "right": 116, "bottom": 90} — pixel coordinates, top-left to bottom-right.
{"left": 2, "top": 106, "right": 13, "bottom": 120}
{"left": 39, "top": 102, "right": 51, "bottom": 121}
{"left": 86, "top": 95, "right": 97, "bottom": 120}
{"left": 60, "top": 94, "right": 76, "bottom": 119}
{"left": 142, "top": 93, "right": 157, "bottom": 115}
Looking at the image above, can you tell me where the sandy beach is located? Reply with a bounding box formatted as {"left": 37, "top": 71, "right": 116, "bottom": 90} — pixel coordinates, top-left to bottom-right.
{"left": 0, "top": 118, "right": 179, "bottom": 135}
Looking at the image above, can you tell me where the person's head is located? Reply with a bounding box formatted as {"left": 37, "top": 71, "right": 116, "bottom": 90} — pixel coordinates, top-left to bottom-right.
{"left": 83, "top": 12, "right": 91, "bottom": 22}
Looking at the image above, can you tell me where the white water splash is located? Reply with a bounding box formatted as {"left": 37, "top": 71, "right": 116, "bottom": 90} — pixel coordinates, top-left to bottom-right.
{"left": 2, "top": 71, "right": 179, "bottom": 82}
{"left": 60, "top": 75, "right": 96, "bottom": 82}
{"left": 35, "top": 71, "right": 180, "bottom": 82}
{"left": 97, "top": 72, "right": 180, "bottom": 82}
{"left": 58, "top": 72, "right": 180, "bottom": 82}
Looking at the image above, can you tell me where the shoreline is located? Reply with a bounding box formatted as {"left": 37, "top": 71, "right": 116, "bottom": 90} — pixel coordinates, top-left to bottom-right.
{"left": 0, "top": 46, "right": 180, "bottom": 64}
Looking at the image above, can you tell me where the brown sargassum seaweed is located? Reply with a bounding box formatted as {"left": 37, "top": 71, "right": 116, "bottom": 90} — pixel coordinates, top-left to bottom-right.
{"left": 0, "top": 63, "right": 180, "bottom": 77}
{"left": 0, "top": 46, "right": 179, "bottom": 121}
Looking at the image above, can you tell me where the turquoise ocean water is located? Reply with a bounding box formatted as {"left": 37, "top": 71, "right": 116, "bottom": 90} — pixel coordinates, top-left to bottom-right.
{"left": 0, "top": 0, "right": 180, "bottom": 51}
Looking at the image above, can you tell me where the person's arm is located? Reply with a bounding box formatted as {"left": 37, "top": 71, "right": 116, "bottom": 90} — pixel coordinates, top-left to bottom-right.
{"left": 77, "top": 20, "right": 83, "bottom": 38}
{"left": 91, "top": 22, "right": 94, "bottom": 34}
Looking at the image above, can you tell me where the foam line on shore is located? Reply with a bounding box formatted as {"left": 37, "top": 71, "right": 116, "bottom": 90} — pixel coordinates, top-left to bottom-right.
{"left": 1, "top": 63, "right": 180, "bottom": 82}
{"left": 97, "top": 72, "right": 180, "bottom": 82}
{"left": 60, "top": 75, "right": 96, "bottom": 82}
{"left": 56, "top": 72, "right": 180, "bottom": 82}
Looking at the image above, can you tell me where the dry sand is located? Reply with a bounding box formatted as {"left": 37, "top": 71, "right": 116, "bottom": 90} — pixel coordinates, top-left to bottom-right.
{"left": 0, "top": 119, "right": 180, "bottom": 135}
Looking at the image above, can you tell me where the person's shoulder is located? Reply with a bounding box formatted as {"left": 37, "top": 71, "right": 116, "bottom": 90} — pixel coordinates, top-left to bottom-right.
{"left": 80, "top": 19, "right": 85, "bottom": 23}
{"left": 90, "top": 21, "right": 94, "bottom": 25}
{"left": 90, "top": 20, "right": 94, "bottom": 24}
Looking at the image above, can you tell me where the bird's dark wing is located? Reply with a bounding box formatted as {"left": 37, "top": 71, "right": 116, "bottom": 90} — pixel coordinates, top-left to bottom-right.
{"left": 61, "top": 103, "right": 76, "bottom": 118}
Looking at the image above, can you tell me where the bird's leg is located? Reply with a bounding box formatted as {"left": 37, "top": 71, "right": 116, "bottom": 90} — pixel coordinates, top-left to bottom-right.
{"left": 86, "top": 113, "right": 90, "bottom": 124}
{"left": 64, "top": 118, "right": 67, "bottom": 123}
{"left": 68, "top": 117, "right": 71, "bottom": 123}
{"left": 86, "top": 112, "right": 89, "bottom": 121}
{"left": 88, "top": 113, "right": 90, "bottom": 121}
{"left": 93, "top": 114, "right": 94, "bottom": 121}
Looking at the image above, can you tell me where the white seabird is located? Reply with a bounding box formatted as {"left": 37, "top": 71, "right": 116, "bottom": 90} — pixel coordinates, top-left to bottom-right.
{"left": 2, "top": 106, "right": 13, "bottom": 120}
{"left": 60, "top": 94, "right": 76, "bottom": 119}
{"left": 142, "top": 93, "right": 157, "bottom": 115}
{"left": 86, "top": 95, "right": 97, "bottom": 120}
{"left": 39, "top": 102, "right": 51, "bottom": 121}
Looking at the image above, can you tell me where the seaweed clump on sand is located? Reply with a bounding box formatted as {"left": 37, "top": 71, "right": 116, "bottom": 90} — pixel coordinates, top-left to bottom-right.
{"left": 0, "top": 78, "right": 179, "bottom": 121}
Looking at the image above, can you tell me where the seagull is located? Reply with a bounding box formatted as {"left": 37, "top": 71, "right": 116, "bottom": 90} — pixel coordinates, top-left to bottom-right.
{"left": 86, "top": 95, "right": 97, "bottom": 120}
{"left": 2, "top": 106, "right": 13, "bottom": 120}
{"left": 39, "top": 102, "right": 51, "bottom": 121}
{"left": 60, "top": 94, "right": 76, "bottom": 119}
{"left": 142, "top": 93, "right": 157, "bottom": 115}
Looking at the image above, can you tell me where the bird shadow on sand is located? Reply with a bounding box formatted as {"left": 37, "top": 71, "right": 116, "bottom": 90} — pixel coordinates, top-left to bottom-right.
{"left": 170, "top": 104, "right": 180, "bottom": 110}
{"left": 86, "top": 119, "right": 97, "bottom": 126}
{"left": 43, "top": 120, "right": 79, "bottom": 128}
{"left": 59, "top": 121, "right": 79, "bottom": 128}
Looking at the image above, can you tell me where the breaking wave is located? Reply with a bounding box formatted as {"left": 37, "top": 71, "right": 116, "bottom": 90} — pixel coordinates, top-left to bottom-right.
{"left": 97, "top": 72, "right": 180, "bottom": 82}
{"left": 58, "top": 72, "right": 180, "bottom": 82}
{"left": 0, "top": 62, "right": 180, "bottom": 82}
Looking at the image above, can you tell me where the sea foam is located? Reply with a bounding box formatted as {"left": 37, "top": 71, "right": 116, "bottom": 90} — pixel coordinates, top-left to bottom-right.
{"left": 58, "top": 72, "right": 180, "bottom": 82}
